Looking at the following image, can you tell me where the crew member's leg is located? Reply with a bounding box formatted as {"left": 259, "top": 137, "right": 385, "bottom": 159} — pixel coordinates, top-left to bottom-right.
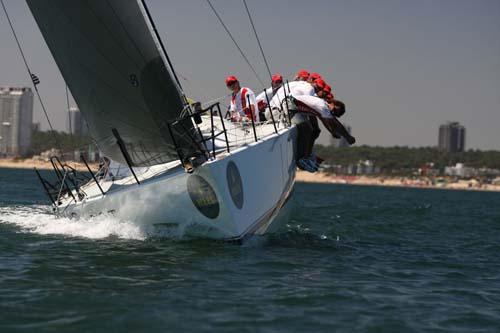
{"left": 308, "top": 116, "right": 320, "bottom": 157}
{"left": 310, "top": 116, "right": 321, "bottom": 141}
{"left": 292, "top": 113, "right": 313, "bottom": 160}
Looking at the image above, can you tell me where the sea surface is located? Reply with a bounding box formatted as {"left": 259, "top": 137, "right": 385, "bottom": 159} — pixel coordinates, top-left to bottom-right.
{"left": 0, "top": 167, "right": 499, "bottom": 333}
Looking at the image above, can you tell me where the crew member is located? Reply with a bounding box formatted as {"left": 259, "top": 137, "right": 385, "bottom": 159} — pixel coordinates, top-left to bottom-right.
{"left": 309, "top": 78, "right": 326, "bottom": 149}
{"left": 331, "top": 99, "right": 346, "bottom": 118}
{"left": 226, "top": 75, "right": 258, "bottom": 122}
{"left": 307, "top": 72, "right": 322, "bottom": 84}
{"left": 271, "top": 73, "right": 283, "bottom": 90}
{"left": 312, "top": 78, "right": 326, "bottom": 98}
{"left": 323, "top": 84, "right": 332, "bottom": 100}
{"left": 256, "top": 74, "right": 283, "bottom": 105}
{"left": 294, "top": 69, "right": 310, "bottom": 81}
{"left": 256, "top": 74, "right": 284, "bottom": 120}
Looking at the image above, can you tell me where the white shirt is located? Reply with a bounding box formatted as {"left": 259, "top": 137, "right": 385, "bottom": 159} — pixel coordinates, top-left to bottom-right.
{"left": 269, "top": 81, "right": 316, "bottom": 109}
{"left": 293, "top": 94, "right": 333, "bottom": 119}
{"left": 256, "top": 87, "right": 275, "bottom": 104}
{"left": 229, "top": 87, "right": 259, "bottom": 121}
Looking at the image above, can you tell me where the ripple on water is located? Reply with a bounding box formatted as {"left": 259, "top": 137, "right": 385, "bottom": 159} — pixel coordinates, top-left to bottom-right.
{"left": 1, "top": 178, "right": 500, "bottom": 332}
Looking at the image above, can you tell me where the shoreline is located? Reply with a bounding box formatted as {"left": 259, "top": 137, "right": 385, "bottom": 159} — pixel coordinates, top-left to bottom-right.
{"left": 1, "top": 159, "right": 498, "bottom": 192}
{"left": 296, "top": 171, "right": 500, "bottom": 192}
{"left": 0, "top": 158, "right": 98, "bottom": 172}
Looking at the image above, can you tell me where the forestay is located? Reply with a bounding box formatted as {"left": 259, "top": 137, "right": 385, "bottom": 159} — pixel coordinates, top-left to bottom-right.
{"left": 27, "top": 0, "right": 198, "bottom": 166}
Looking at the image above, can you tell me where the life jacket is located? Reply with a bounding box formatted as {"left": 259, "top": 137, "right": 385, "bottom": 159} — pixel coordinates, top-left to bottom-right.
{"left": 231, "top": 87, "right": 254, "bottom": 120}
{"left": 257, "top": 100, "right": 267, "bottom": 112}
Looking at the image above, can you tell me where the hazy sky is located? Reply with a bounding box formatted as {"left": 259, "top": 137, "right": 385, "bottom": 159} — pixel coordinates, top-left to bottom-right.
{"left": 1, "top": 0, "right": 499, "bottom": 149}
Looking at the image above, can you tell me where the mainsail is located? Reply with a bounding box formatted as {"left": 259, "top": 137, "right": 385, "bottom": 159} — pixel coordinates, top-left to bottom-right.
{"left": 26, "top": 0, "right": 198, "bottom": 166}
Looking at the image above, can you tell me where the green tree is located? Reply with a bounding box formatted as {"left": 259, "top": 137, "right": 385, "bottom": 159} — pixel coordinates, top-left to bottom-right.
{"left": 314, "top": 145, "right": 500, "bottom": 173}
{"left": 30, "top": 130, "right": 92, "bottom": 156}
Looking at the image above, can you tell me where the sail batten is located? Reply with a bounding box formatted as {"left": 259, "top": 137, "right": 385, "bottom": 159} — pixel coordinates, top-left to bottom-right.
{"left": 26, "top": 0, "right": 197, "bottom": 166}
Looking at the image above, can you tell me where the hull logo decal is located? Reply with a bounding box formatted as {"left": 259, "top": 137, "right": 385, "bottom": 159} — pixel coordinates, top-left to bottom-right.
{"left": 226, "top": 161, "right": 244, "bottom": 209}
{"left": 187, "top": 175, "right": 220, "bottom": 219}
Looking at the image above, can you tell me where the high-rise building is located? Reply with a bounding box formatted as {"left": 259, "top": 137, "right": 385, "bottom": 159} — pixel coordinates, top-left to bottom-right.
{"left": 438, "top": 122, "right": 466, "bottom": 152}
{"left": 67, "top": 107, "right": 89, "bottom": 137}
{"left": 0, "top": 87, "right": 34, "bottom": 156}
{"left": 330, "top": 124, "right": 352, "bottom": 148}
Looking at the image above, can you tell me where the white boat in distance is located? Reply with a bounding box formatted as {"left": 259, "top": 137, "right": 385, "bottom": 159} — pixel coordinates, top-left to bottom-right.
{"left": 29, "top": 0, "right": 297, "bottom": 241}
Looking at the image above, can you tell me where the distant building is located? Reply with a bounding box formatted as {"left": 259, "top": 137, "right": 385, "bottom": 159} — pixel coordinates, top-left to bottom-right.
{"left": 67, "top": 107, "right": 88, "bottom": 136}
{"left": 0, "top": 87, "right": 34, "bottom": 156}
{"left": 330, "top": 124, "right": 352, "bottom": 148}
{"left": 340, "top": 160, "right": 380, "bottom": 175}
{"left": 438, "top": 122, "right": 466, "bottom": 152}
{"left": 444, "top": 163, "right": 475, "bottom": 178}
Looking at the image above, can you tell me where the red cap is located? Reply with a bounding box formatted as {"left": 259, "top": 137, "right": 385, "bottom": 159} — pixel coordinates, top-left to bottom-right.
{"left": 225, "top": 75, "right": 238, "bottom": 86}
{"left": 271, "top": 74, "right": 283, "bottom": 84}
{"left": 324, "top": 84, "right": 332, "bottom": 93}
{"left": 296, "top": 69, "right": 309, "bottom": 79}
{"left": 315, "top": 78, "right": 326, "bottom": 90}
{"left": 310, "top": 73, "right": 322, "bottom": 81}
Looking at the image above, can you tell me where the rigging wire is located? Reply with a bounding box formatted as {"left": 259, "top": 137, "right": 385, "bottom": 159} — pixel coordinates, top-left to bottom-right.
{"left": 140, "top": 0, "right": 183, "bottom": 90}
{"left": 205, "top": 0, "right": 265, "bottom": 88}
{"left": 0, "top": 0, "right": 62, "bottom": 153}
{"left": 242, "top": 0, "right": 272, "bottom": 82}
{"left": 65, "top": 84, "right": 80, "bottom": 171}
{"left": 140, "top": 0, "right": 189, "bottom": 107}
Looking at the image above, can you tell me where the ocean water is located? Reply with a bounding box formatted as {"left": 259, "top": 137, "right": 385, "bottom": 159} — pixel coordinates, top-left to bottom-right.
{"left": 0, "top": 167, "right": 499, "bottom": 333}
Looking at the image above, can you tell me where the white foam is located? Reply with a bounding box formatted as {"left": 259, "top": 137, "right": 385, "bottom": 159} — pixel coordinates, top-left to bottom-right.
{"left": 0, "top": 206, "right": 149, "bottom": 240}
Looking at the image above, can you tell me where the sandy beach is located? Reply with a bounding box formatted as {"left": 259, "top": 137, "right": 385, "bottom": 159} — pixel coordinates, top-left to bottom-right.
{"left": 296, "top": 171, "right": 500, "bottom": 192}
{"left": 0, "top": 158, "right": 98, "bottom": 172}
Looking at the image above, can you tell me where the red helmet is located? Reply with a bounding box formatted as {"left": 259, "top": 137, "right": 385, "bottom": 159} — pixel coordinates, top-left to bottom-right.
{"left": 296, "top": 69, "right": 309, "bottom": 80}
{"left": 271, "top": 73, "right": 283, "bottom": 84}
{"left": 225, "top": 75, "right": 238, "bottom": 86}
{"left": 315, "top": 78, "right": 326, "bottom": 90}
{"left": 324, "top": 84, "right": 332, "bottom": 94}
{"left": 310, "top": 73, "right": 322, "bottom": 81}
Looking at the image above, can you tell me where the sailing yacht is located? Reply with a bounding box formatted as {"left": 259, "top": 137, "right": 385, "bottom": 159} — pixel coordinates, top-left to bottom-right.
{"left": 28, "top": 0, "right": 297, "bottom": 241}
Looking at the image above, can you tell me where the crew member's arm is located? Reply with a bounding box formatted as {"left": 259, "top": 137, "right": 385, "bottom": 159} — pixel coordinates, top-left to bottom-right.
{"left": 324, "top": 117, "right": 355, "bottom": 145}
{"left": 249, "top": 104, "right": 256, "bottom": 121}
{"left": 229, "top": 98, "right": 240, "bottom": 122}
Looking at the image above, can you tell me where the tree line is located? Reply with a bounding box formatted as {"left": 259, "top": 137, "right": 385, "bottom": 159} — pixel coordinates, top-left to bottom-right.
{"left": 30, "top": 130, "right": 92, "bottom": 156}
{"left": 314, "top": 145, "right": 500, "bottom": 171}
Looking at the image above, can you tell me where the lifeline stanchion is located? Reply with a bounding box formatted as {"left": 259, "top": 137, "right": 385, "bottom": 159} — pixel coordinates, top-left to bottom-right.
{"left": 263, "top": 89, "right": 278, "bottom": 134}
{"left": 247, "top": 95, "right": 258, "bottom": 142}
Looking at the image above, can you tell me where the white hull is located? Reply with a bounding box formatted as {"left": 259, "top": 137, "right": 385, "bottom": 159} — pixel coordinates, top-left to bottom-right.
{"left": 60, "top": 126, "right": 297, "bottom": 240}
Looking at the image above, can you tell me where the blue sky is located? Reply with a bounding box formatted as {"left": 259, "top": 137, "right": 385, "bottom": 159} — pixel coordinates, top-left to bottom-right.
{"left": 1, "top": 0, "right": 499, "bottom": 149}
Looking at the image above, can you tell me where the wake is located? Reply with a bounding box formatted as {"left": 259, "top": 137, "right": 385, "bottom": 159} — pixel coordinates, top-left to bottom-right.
{"left": 0, "top": 206, "right": 338, "bottom": 245}
{"left": 0, "top": 205, "right": 150, "bottom": 240}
